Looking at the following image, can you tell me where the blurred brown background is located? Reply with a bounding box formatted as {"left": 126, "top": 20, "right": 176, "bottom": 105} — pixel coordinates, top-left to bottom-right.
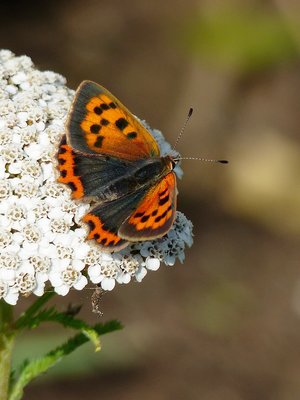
{"left": 2, "top": 0, "right": 300, "bottom": 399}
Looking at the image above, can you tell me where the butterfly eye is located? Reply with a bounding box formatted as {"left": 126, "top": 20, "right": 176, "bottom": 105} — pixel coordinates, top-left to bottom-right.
{"left": 171, "top": 159, "right": 177, "bottom": 169}
{"left": 162, "top": 156, "right": 177, "bottom": 171}
{"left": 166, "top": 157, "right": 177, "bottom": 170}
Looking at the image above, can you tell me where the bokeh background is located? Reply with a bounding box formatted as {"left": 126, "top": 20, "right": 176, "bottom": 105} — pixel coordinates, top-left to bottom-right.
{"left": 2, "top": 0, "right": 300, "bottom": 399}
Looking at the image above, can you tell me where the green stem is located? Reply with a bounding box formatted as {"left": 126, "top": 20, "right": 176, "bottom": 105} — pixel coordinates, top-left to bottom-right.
{"left": 0, "top": 301, "right": 14, "bottom": 400}
{"left": 8, "top": 320, "right": 122, "bottom": 400}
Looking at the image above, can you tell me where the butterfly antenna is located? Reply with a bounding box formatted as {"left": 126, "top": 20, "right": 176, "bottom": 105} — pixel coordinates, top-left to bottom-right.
{"left": 173, "top": 156, "right": 228, "bottom": 164}
{"left": 172, "top": 108, "right": 228, "bottom": 164}
{"left": 172, "top": 107, "right": 193, "bottom": 150}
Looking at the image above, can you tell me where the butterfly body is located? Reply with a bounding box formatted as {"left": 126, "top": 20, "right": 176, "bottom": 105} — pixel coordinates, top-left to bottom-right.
{"left": 57, "top": 81, "right": 178, "bottom": 252}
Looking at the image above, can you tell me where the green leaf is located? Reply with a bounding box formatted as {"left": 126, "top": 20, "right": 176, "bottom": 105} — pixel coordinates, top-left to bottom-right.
{"left": 8, "top": 320, "right": 122, "bottom": 400}
{"left": 81, "top": 327, "right": 101, "bottom": 352}
{"left": 14, "top": 292, "right": 55, "bottom": 330}
{"left": 16, "top": 306, "right": 103, "bottom": 350}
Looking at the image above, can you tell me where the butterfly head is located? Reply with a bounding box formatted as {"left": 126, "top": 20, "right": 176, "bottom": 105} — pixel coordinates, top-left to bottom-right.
{"left": 163, "top": 155, "right": 179, "bottom": 171}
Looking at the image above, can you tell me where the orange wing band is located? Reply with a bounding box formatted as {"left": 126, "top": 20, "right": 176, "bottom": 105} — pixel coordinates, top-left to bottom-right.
{"left": 83, "top": 213, "right": 128, "bottom": 251}
{"left": 57, "top": 137, "right": 84, "bottom": 199}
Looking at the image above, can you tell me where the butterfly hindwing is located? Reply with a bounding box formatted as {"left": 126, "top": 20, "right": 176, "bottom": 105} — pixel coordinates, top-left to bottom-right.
{"left": 82, "top": 186, "right": 151, "bottom": 251}
{"left": 67, "top": 81, "right": 160, "bottom": 160}
{"left": 119, "top": 172, "right": 177, "bottom": 241}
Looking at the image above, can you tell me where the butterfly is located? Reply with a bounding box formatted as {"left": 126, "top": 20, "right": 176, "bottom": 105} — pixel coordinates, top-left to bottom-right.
{"left": 57, "top": 81, "right": 179, "bottom": 252}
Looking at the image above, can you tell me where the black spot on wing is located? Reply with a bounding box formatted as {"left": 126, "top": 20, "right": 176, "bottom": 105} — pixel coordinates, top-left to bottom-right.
{"left": 94, "top": 107, "right": 102, "bottom": 115}
{"left": 58, "top": 147, "right": 67, "bottom": 155}
{"left": 100, "top": 118, "right": 109, "bottom": 126}
{"left": 115, "top": 118, "right": 128, "bottom": 131}
{"left": 127, "top": 132, "right": 137, "bottom": 139}
{"left": 90, "top": 124, "right": 101, "bottom": 134}
{"left": 86, "top": 220, "right": 96, "bottom": 231}
{"left": 68, "top": 182, "right": 77, "bottom": 192}
{"left": 134, "top": 211, "right": 145, "bottom": 218}
{"left": 159, "top": 187, "right": 168, "bottom": 197}
{"left": 141, "top": 215, "right": 150, "bottom": 223}
{"left": 154, "top": 205, "right": 172, "bottom": 223}
{"left": 159, "top": 194, "right": 169, "bottom": 206}
{"left": 94, "top": 135, "right": 104, "bottom": 148}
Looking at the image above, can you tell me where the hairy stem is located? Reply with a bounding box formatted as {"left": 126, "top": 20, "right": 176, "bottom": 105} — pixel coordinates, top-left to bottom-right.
{"left": 0, "top": 301, "right": 14, "bottom": 400}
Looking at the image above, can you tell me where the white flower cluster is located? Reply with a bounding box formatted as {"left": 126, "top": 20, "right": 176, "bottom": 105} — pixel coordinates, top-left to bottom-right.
{"left": 0, "top": 50, "right": 193, "bottom": 305}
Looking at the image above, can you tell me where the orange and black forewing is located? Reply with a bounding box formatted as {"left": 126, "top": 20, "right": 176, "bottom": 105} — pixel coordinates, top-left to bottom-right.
{"left": 67, "top": 81, "right": 160, "bottom": 160}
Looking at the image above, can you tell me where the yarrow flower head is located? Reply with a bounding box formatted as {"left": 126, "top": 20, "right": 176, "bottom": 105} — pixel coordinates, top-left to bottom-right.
{"left": 0, "top": 50, "right": 193, "bottom": 305}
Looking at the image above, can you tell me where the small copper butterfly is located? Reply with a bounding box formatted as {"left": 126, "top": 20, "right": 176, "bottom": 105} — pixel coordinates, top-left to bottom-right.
{"left": 57, "top": 81, "right": 228, "bottom": 252}
{"left": 57, "top": 81, "right": 179, "bottom": 252}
